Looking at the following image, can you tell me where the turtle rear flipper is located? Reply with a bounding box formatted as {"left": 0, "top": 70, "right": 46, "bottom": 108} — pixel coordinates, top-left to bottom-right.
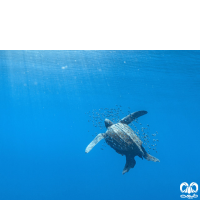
{"left": 144, "top": 153, "right": 160, "bottom": 162}
{"left": 141, "top": 146, "right": 160, "bottom": 162}
{"left": 85, "top": 133, "right": 105, "bottom": 153}
{"left": 120, "top": 110, "right": 147, "bottom": 125}
{"left": 122, "top": 155, "right": 136, "bottom": 175}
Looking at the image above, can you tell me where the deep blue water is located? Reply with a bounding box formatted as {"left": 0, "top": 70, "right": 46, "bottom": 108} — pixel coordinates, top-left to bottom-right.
{"left": 0, "top": 51, "right": 200, "bottom": 200}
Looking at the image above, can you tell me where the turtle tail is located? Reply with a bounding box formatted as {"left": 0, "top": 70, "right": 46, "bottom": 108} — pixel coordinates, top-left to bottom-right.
{"left": 141, "top": 146, "right": 160, "bottom": 162}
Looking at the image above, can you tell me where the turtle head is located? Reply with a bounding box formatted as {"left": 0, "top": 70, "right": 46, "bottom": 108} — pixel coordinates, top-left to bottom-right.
{"left": 104, "top": 119, "right": 114, "bottom": 128}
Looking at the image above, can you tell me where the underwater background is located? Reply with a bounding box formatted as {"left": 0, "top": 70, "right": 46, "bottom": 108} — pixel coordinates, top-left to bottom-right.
{"left": 0, "top": 50, "right": 200, "bottom": 200}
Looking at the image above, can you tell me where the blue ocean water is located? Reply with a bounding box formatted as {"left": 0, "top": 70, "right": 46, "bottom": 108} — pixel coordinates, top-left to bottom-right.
{"left": 0, "top": 51, "right": 200, "bottom": 200}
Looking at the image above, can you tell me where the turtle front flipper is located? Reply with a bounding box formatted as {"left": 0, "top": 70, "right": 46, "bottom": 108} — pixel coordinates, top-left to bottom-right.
{"left": 85, "top": 133, "right": 105, "bottom": 153}
{"left": 122, "top": 155, "right": 136, "bottom": 175}
{"left": 120, "top": 110, "right": 147, "bottom": 125}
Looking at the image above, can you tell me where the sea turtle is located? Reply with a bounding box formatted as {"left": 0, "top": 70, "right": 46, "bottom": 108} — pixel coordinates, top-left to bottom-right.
{"left": 85, "top": 110, "right": 160, "bottom": 174}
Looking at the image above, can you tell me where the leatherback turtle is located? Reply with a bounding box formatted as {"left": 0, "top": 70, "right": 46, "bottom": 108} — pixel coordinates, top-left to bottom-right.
{"left": 85, "top": 110, "right": 160, "bottom": 174}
